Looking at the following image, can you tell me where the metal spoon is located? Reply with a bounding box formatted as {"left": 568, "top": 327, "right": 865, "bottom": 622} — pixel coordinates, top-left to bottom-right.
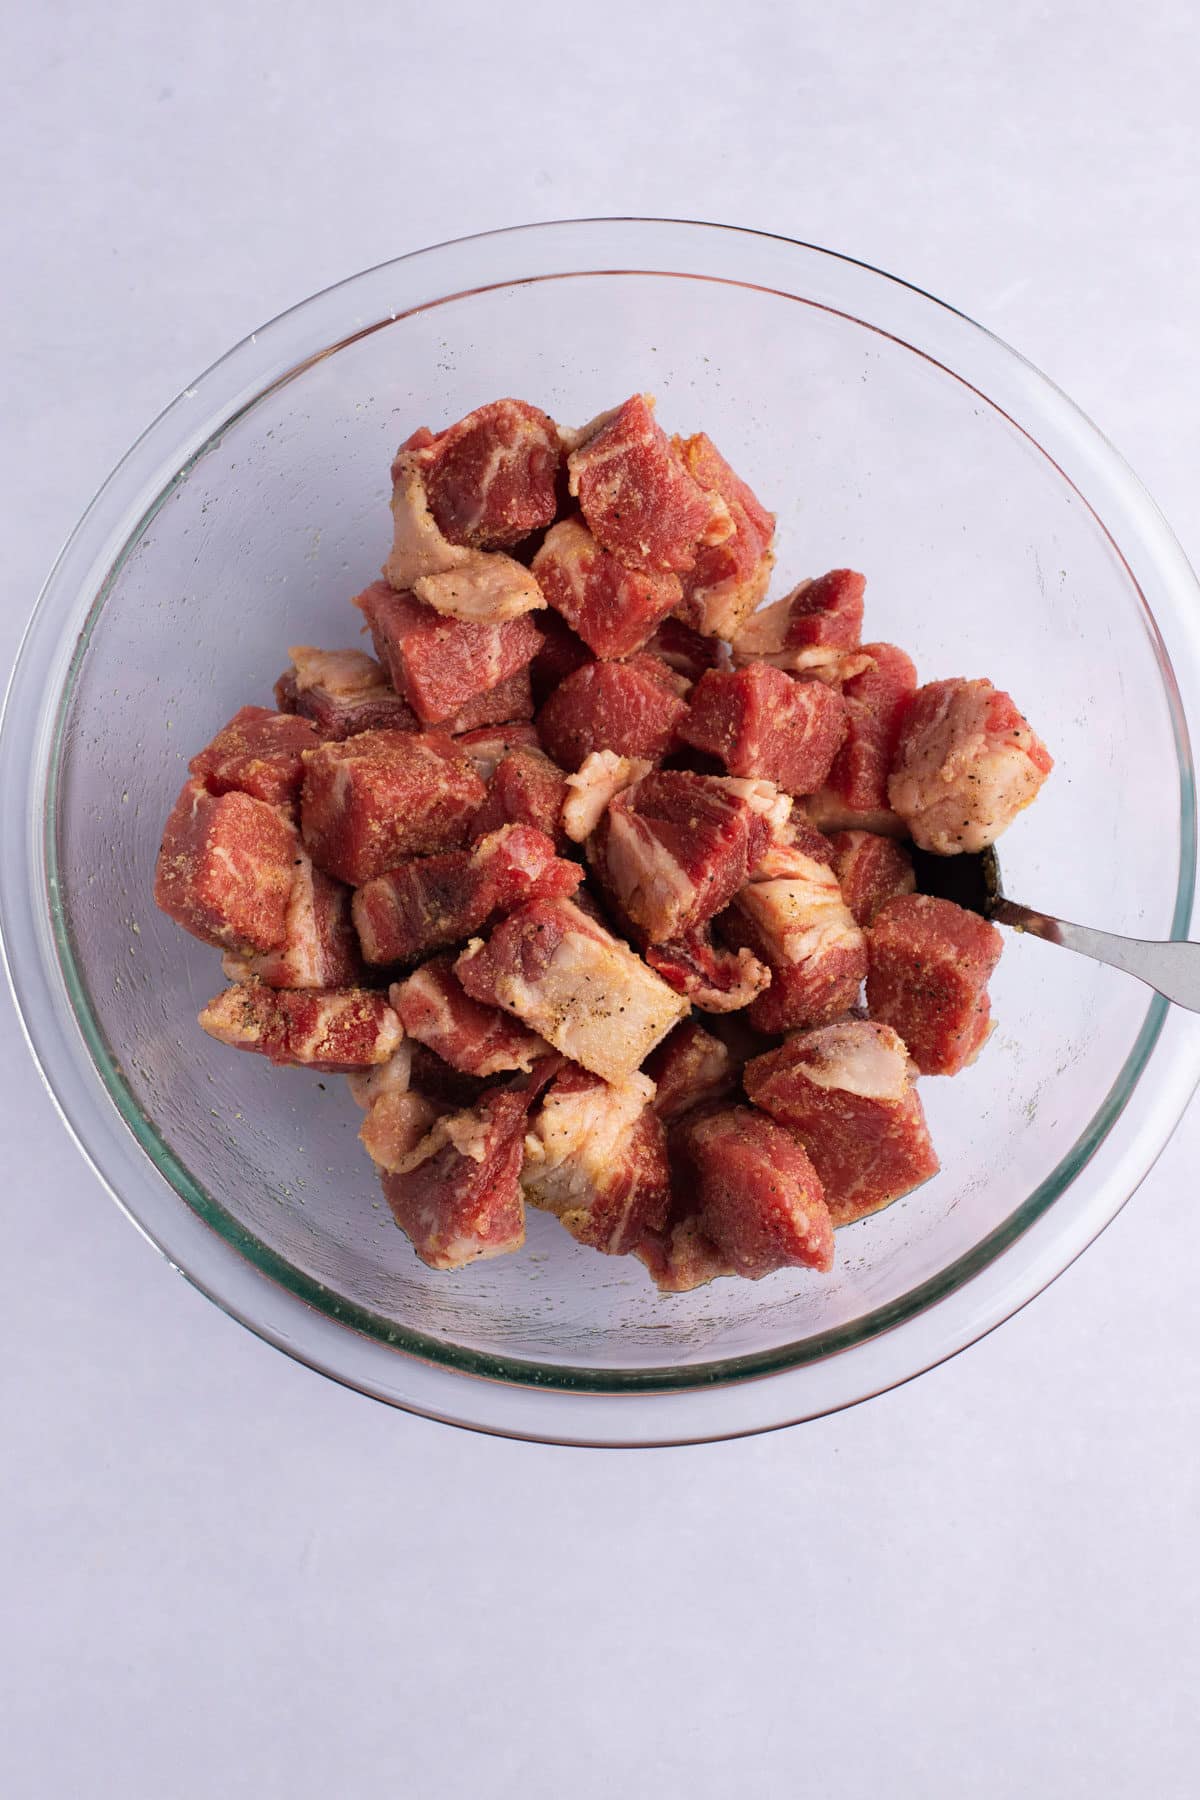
{"left": 909, "top": 846, "right": 1200, "bottom": 1014}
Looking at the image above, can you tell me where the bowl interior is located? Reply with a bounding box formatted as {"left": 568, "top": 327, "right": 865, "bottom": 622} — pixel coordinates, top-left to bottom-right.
{"left": 48, "top": 264, "right": 1186, "bottom": 1386}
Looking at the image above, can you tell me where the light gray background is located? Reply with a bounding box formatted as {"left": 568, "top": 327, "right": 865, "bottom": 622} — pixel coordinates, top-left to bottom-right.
{"left": 4, "top": 4, "right": 1199, "bottom": 1795}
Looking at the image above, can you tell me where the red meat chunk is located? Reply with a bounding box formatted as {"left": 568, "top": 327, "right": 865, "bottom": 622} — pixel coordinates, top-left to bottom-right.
{"left": 274, "top": 646, "right": 418, "bottom": 740}
{"left": 354, "top": 581, "right": 541, "bottom": 727}
{"left": 750, "top": 816, "right": 837, "bottom": 877}
{"left": 528, "top": 608, "right": 593, "bottom": 706}
{"left": 720, "top": 834, "right": 867, "bottom": 1033}
{"left": 188, "top": 705, "right": 320, "bottom": 808}
{"left": 784, "top": 568, "right": 865, "bottom": 650}
{"left": 350, "top": 1050, "right": 451, "bottom": 1177}
{"left": 672, "top": 432, "right": 776, "bottom": 638}
{"left": 829, "top": 830, "right": 916, "bottom": 928}
{"left": 888, "top": 677, "right": 1054, "bottom": 854}
{"left": 867, "top": 893, "right": 1003, "bottom": 1075}
{"left": 680, "top": 664, "right": 847, "bottom": 796}
{"left": 381, "top": 1084, "right": 530, "bottom": 1269}
{"left": 536, "top": 655, "right": 690, "bottom": 770}
{"left": 223, "top": 849, "right": 360, "bottom": 989}
{"left": 819, "top": 642, "right": 918, "bottom": 822}
{"left": 469, "top": 747, "right": 571, "bottom": 846}
{"left": 672, "top": 1105, "right": 834, "bottom": 1277}
{"left": 440, "top": 667, "right": 534, "bottom": 735}
{"left": 532, "top": 515, "right": 682, "bottom": 658}
{"left": 644, "top": 929, "right": 771, "bottom": 1014}
{"left": 198, "top": 978, "right": 402, "bottom": 1072}
{"left": 643, "top": 1018, "right": 738, "bottom": 1124}
{"left": 635, "top": 1215, "right": 736, "bottom": 1293}
{"left": 642, "top": 616, "right": 724, "bottom": 685}
{"left": 454, "top": 721, "right": 541, "bottom": 779}
{"left": 300, "top": 729, "right": 485, "bottom": 885}
{"left": 407, "top": 399, "right": 562, "bottom": 550}
{"left": 522, "top": 1064, "right": 671, "bottom": 1254}
{"left": 745, "top": 1021, "right": 939, "bottom": 1224}
{"left": 589, "top": 771, "right": 784, "bottom": 943}
{"left": 391, "top": 957, "right": 550, "bottom": 1076}
{"left": 352, "top": 824, "right": 581, "bottom": 966}
{"left": 567, "top": 395, "right": 732, "bottom": 575}
{"left": 154, "top": 778, "right": 298, "bottom": 954}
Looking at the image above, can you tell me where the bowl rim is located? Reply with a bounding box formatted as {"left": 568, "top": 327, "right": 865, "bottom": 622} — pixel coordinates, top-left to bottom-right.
{"left": 4, "top": 215, "right": 1200, "bottom": 1445}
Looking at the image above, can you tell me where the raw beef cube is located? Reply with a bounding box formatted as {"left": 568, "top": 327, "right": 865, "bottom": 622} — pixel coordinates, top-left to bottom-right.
{"left": 888, "top": 677, "right": 1054, "bottom": 854}
{"left": 300, "top": 729, "right": 485, "bottom": 885}
{"left": 643, "top": 1019, "right": 738, "bottom": 1124}
{"left": 634, "top": 1215, "right": 736, "bottom": 1294}
{"left": 154, "top": 778, "right": 298, "bottom": 954}
{"left": 385, "top": 452, "right": 474, "bottom": 591}
{"left": 821, "top": 642, "right": 918, "bottom": 820}
{"left": 529, "top": 608, "right": 593, "bottom": 706}
{"left": 745, "top": 1020, "right": 939, "bottom": 1224}
{"left": 642, "top": 616, "right": 724, "bottom": 685}
{"left": 672, "top": 431, "right": 776, "bottom": 638}
{"left": 590, "top": 771, "right": 787, "bottom": 943}
{"left": 536, "top": 655, "right": 691, "bottom": 770}
{"left": 188, "top": 705, "right": 320, "bottom": 808}
{"left": 406, "top": 399, "right": 562, "bottom": 550}
{"left": 644, "top": 929, "right": 771, "bottom": 1014}
{"left": 412, "top": 551, "right": 546, "bottom": 623}
{"left": 354, "top": 581, "right": 541, "bottom": 727}
{"left": 532, "top": 515, "right": 682, "bottom": 658}
{"left": 380, "top": 1084, "right": 531, "bottom": 1270}
{"left": 274, "top": 646, "right": 419, "bottom": 740}
{"left": 866, "top": 893, "right": 1003, "bottom": 1075}
{"left": 223, "top": 849, "right": 360, "bottom": 989}
{"left": 567, "top": 395, "right": 732, "bottom": 575}
{"left": 829, "top": 830, "right": 916, "bottom": 928}
{"left": 198, "top": 979, "right": 402, "bottom": 1071}
{"left": 391, "top": 957, "right": 551, "bottom": 1076}
{"left": 439, "top": 666, "right": 535, "bottom": 735}
{"left": 456, "top": 896, "right": 687, "bottom": 1084}
{"left": 348, "top": 1046, "right": 450, "bottom": 1175}
{"left": 470, "top": 747, "right": 571, "bottom": 846}
{"left": 453, "top": 721, "right": 541, "bottom": 779}
{"left": 721, "top": 838, "right": 867, "bottom": 1033}
{"left": 522, "top": 1065, "right": 670, "bottom": 1253}
{"left": 680, "top": 664, "right": 847, "bottom": 796}
{"left": 352, "top": 824, "right": 581, "bottom": 966}
{"left": 561, "top": 750, "right": 653, "bottom": 843}
{"left": 672, "top": 1105, "right": 834, "bottom": 1277}
{"left": 731, "top": 575, "right": 872, "bottom": 682}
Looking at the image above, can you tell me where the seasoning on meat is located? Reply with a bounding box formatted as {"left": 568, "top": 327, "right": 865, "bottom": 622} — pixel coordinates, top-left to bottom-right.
{"left": 560, "top": 750, "right": 653, "bottom": 844}
{"left": 532, "top": 515, "right": 683, "bottom": 659}
{"left": 567, "top": 395, "right": 732, "bottom": 575}
{"left": 643, "top": 1018, "right": 738, "bottom": 1124}
{"left": 188, "top": 704, "right": 320, "bottom": 809}
{"left": 644, "top": 929, "right": 772, "bottom": 1013}
{"left": 275, "top": 645, "right": 419, "bottom": 740}
{"left": 391, "top": 956, "right": 552, "bottom": 1076}
{"left": 829, "top": 830, "right": 916, "bottom": 928}
{"left": 470, "top": 746, "right": 572, "bottom": 846}
{"left": 198, "top": 978, "right": 402, "bottom": 1071}
{"left": 720, "top": 833, "right": 867, "bottom": 1033}
{"left": 413, "top": 550, "right": 546, "bottom": 623}
{"left": 679, "top": 663, "right": 847, "bottom": 796}
{"left": 300, "top": 729, "right": 485, "bottom": 886}
{"left": 223, "top": 848, "right": 360, "bottom": 989}
{"left": 671, "top": 431, "right": 776, "bottom": 638}
{"left": 536, "top": 654, "right": 691, "bottom": 770}
{"left": 866, "top": 892, "right": 1003, "bottom": 1075}
{"left": 354, "top": 581, "right": 541, "bottom": 727}
{"left": 380, "top": 1083, "right": 531, "bottom": 1269}
{"left": 888, "top": 676, "right": 1053, "bottom": 853}
{"left": 670, "top": 1105, "right": 835, "bottom": 1278}
{"left": 404, "top": 399, "right": 563, "bottom": 551}
{"left": 820, "top": 641, "right": 917, "bottom": 825}
{"left": 154, "top": 778, "right": 299, "bottom": 954}
{"left": 522, "top": 1064, "right": 671, "bottom": 1254}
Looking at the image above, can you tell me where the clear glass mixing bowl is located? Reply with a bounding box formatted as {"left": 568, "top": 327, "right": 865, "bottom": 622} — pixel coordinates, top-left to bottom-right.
{"left": 4, "top": 219, "right": 1200, "bottom": 1445}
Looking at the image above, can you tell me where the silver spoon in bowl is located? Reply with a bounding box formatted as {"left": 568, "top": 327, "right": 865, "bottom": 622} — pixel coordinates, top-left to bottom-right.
{"left": 909, "top": 846, "right": 1200, "bottom": 1013}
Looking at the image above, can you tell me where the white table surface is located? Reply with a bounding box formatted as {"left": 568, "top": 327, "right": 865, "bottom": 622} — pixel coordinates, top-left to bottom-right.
{"left": 4, "top": 5, "right": 1199, "bottom": 1794}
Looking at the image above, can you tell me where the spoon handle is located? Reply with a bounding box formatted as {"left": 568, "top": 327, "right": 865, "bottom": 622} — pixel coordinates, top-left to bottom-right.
{"left": 993, "top": 899, "right": 1200, "bottom": 1012}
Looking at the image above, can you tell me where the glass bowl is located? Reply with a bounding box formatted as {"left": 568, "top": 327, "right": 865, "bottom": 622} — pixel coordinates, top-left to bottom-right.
{"left": 4, "top": 218, "right": 1200, "bottom": 1447}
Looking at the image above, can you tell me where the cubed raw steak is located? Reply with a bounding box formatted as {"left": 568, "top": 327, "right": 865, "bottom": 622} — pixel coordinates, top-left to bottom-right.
{"left": 354, "top": 581, "right": 541, "bottom": 727}
{"left": 721, "top": 834, "right": 867, "bottom": 1033}
{"left": 380, "top": 1083, "right": 531, "bottom": 1269}
{"left": 821, "top": 641, "right": 918, "bottom": 818}
{"left": 405, "top": 399, "right": 563, "bottom": 550}
{"left": 634, "top": 1215, "right": 736, "bottom": 1294}
{"left": 300, "top": 729, "right": 485, "bottom": 885}
{"left": 522, "top": 1065, "right": 671, "bottom": 1254}
{"left": 680, "top": 663, "right": 847, "bottom": 796}
{"left": 644, "top": 929, "right": 771, "bottom": 1013}
{"left": 560, "top": 750, "right": 652, "bottom": 844}
{"left": 223, "top": 848, "right": 359, "bottom": 989}
{"left": 888, "top": 677, "right": 1053, "bottom": 854}
{"left": 438, "top": 667, "right": 535, "bottom": 735}
{"left": 391, "top": 957, "right": 551, "bottom": 1076}
{"left": 829, "top": 830, "right": 916, "bottom": 928}
{"left": 198, "top": 979, "right": 401, "bottom": 1071}
{"left": 567, "top": 394, "right": 732, "bottom": 575}
{"left": 528, "top": 608, "right": 593, "bottom": 706}
{"left": 154, "top": 778, "right": 298, "bottom": 954}
{"left": 643, "top": 1018, "right": 738, "bottom": 1124}
{"left": 536, "top": 655, "right": 690, "bottom": 770}
{"left": 867, "top": 893, "right": 1003, "bottom": 1075}
{"left": 671, "top": 431, "right": 775, "bottom": 638}
{"left": 470, "top": 747, "right": 571, "bottom": 846}
{"left": 274, "top": 646, "right": 418, "bottom": 740}
{"left": 672, "top": 1105, "right": 834, "bottom": 1277}
{"left": 532, "top": 515, "right": 682, "bottom": 658}
{"left": 745, "top": 1020, "right": 939, "bottom": 1224}
{"left": 188, "top": 704, "right": 320, "bottom": 808}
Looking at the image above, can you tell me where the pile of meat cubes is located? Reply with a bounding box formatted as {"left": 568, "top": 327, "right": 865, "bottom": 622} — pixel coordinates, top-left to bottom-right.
{"left": 155, "top": 395, "right": 1053, "bottom": 1288}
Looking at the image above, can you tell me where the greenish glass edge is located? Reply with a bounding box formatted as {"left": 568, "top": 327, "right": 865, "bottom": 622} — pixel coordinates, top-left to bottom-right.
{"left": 41, "top": 286, "right": 1197, "bottom": 1399}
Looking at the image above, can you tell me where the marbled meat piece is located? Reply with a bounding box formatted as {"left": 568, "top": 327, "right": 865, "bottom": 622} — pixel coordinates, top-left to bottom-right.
{"left": 412, "top": 550, "right": 546, "bottom": 623}
{"left": 536, "top": 654, "right": 690, "bottom": 770}
{"left": 866, "top": 893, "right": 1003, "bottom": 1075}
{"left": 745, "top": 1020, "right": 939, "bottom": 1224}
{"left": 643, "top": 1018, "right": 738, "bottom": 1124}
{"left": 404, "top": 399, "right": 562, "bottom": 550}
{"left": 888, "top": 677, "right": 1053, "bottom": 854}
{"left": 731, "top": 574, "right": 872, "bottom": 682}
{"left": 300, "top": 729, "right": 485, "bottom": 885}
{"left": 672, "top": 1105, "right": 834, "bottom": 1277}
{"left": 644, "top": 929, "right": 772, "bottom": 1013}
{"left": 671, "top": 431, "right": 776, "bottom": 638}
{"left": 829, "top": 830, "right": 916, "bottom": 928}
{"left": 532, "top": 514, "right": 682, "bottom": 658}
{"left": 561, "top": 750, "right": 652, "bottom": 844}
{"left": 456, "top": 895, "right": 687, "bottom": 1083}
{"left": 522, "top": 1065, "right": 670, "bottom": 1253}
{"left": 642, "top": 616, "right": 724, "bottom": 685}
{"left": 391, "top": 957, "right": 551, "bottom": 1076}
{"left": 354, "top": 581, "right": 541, "bottom": 727}
{"left": 750, "top": 815, "right": 837, "bottom": 878}
{"left": 223, "top": 848, "right": 360, "bottom": 989}
{"left": 453, "top": 721, "right": 541, "bottom": 780}
{"left": 721, "top": 836, "right": 867, "bottom": 1033}
{"left": 154, "top": 778, "right": 298, "bottom": 955}
{"left": 380, "top": 1083, "right": 531, "bottom": 1270}
{"left": 440, "top": 667, "right": 534, "bottom": 735}
{"left": 822, "top": 641, "right": 917, "bottom": 819}
{"left": 188, "top": 704, "right": 320, "bottom": 808}
{"left": 567, "top": 394, "right": 732, "bottom": 575}
{"left": 634, "top": 1215, "right": 736, "bottom": 1294}
{"left": 274, "top": 646, "right": 418, "bottom": 740}
{"left": 470, "top": 747, "right": 571, "bottom": 846}
{"left": 198, "top": 978, "right": 401, "bottom": 1071}
{"left": 384, "top": 450, "right": 473, "bottom": 591}
{"left": 680, "top": 663, "right": 847, "bottom": 796}
{"left": 528, "top": 608, "right": 593, "bottom": 706}
{"left": 352, "top": 823, "right": 581, "bottom": 966}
